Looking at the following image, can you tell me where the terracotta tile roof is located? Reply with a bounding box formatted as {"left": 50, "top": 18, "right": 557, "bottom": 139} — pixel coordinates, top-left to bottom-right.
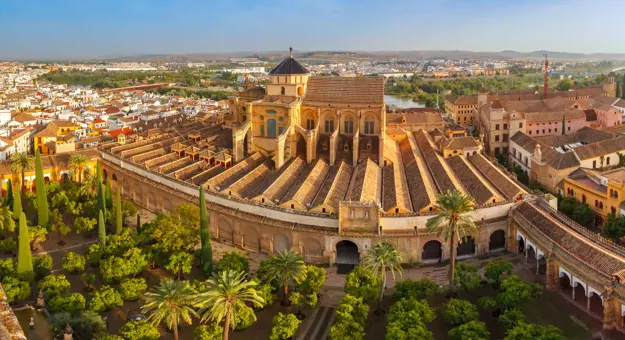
{"left": 524, "top": 109, "right": 586, "bottom": 122}
{"left": 516, "top": 202, "right": 625, "bottom": 278}
{"left": 303, "top": 76, "right": 384, "bottom": 105}
{"left": 282, "top": 158, "right": 330, "bottom": 209}
{"left": 346, "top": 158, "right": 380, "bottom": 203}
{"left": 446, "top": 136, "right": 480, "bottom": 150}
{"left": 446, "top": 156, "right": 495, "bottom": 205}
{"left": 574, "top": 136, "right": 625, "bottom": 160}
{"left": 269, "top": 55, "right": 309, "bottom": 75}
{"left": 468, "top": 153, "right": 525, "bottom": 199}
{"left": 414, "top": 130, "right": 457, "bottom": 193}
{"left": 312, "top": 160, "right": 352, "bottom": 211}
{"left": 399, "top": 138, "right": 433, "bottom": 211}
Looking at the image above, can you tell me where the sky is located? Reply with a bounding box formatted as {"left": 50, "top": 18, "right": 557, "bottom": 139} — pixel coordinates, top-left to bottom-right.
{"left": 1, "top": 0, "right": 625, "bottom": 60}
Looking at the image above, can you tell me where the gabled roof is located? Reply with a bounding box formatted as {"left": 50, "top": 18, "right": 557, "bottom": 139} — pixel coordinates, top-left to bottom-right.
{"left": 269, "top": 54, "right": 309, "bottom": 75}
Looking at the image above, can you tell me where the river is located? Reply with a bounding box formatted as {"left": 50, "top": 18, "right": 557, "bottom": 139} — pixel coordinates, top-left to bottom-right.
{"left": 384, "top": 95, "right": 425, "bottom": 108}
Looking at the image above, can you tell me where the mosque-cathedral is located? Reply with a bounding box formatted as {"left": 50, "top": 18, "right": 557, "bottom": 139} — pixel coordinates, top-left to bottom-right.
{"left": 6, "top": 49, "right": 624, "bottom": 333}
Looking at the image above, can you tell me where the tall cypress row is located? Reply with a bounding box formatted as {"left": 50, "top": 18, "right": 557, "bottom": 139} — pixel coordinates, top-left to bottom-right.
{"left": 199, "top": 186, "right": 213, "bottom": 275}
{"left": 34, "top": 150, "right": 49, "bottom": 227}
{"left": 17, "top": 212, "right": 33, "bottom": 281}
{"left": 98, "top": 209, "right": 106, "bottom": 247}
{"left": 136, "top": 214, "right": 141, "bottom": 234}
{"left": 12, "top": 186, "right": 22, "bottom": 220}
{"left": 5, "top": 179, "right": 13, "bottom": 210}
{"left": 115, "top": 189, "right": 122, "bottom": 234}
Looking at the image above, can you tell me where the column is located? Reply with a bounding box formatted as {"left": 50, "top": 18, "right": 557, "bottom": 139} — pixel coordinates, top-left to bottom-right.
{"left": 536, "top": 257, "right": 540, "bottom": 275}
{"left": 572, "top": 283, "right": 576, "bottom": 300}
{"left": 545, "top": 260, "right": 558, "bottom": 290}
{"left": 525, "top": 247, "right": 528, "bottom": 263}
{"left": 603, "top": 294, "right": 617, "bottom": 332}
{"left": 587, "top": 294, "right": 591, "bottom": 311}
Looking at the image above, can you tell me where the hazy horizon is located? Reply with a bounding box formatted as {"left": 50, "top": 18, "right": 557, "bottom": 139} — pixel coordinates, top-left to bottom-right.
{"left": 2, "top": 0, "right": 625, "bottom": 60}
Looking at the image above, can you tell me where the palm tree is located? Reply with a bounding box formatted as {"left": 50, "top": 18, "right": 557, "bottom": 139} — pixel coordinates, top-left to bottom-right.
{"left": 426, "top": 190, "right": 478, "bottom": 290}
{"left": 77, "top": 172, "right": 98, "bottom": 199}
{"left": 195, "top": 270, "right": 263, "bottom": 340}
{"left": 141, "top": 279, "right": 197, "bottom": 340}
{"left": 361, "top": 242, "right": 403, "bottom": 313}
{"left": 68, "top": 154, "right": 90, "bottom": 184}
{"left": 262, "top": 250, "right": 306, "bottom": 305}
{"left": 10, "top": 153, "right": 34, "bottom": 194}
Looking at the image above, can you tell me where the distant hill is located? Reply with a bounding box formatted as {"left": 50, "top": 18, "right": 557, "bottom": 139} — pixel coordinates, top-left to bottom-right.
{"left": 22, "top": 49, "right": 625, "bottom": 62}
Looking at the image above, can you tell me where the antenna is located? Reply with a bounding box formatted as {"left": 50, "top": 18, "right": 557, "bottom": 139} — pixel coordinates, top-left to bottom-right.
{"left": 543, "top": 53, "right": 549, "bottom": 100}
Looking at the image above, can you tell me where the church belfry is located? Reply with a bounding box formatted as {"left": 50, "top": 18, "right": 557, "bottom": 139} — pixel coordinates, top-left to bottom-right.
{"left": 266, "top": 47, "right": 310, "bottom": 99}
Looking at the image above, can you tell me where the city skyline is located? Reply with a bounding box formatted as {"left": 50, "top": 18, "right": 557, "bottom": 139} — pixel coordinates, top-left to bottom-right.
{"left": 2, "top": 0, "right": 625, "bottom": 60}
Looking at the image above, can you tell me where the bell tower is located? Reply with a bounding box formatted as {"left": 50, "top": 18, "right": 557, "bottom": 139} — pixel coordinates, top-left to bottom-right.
{"left": 604, "top": 73, "right": 617, "bottom": 97}
{"left": 266, "top": 47, "right": 310, "bottom": 98}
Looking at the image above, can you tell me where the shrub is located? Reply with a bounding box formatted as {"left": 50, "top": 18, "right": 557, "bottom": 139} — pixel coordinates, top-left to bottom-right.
{"left": 499, "top": 308, "right": 526, "bottom": 330}
{"left": 100, "top": 247, "right": 147, "bottom": 283}
{"left": 386, "top": 321, "right": 433, "bottom": 340}
{"left": 0, "top": 238, "right": 16, "bottom": 253}
{"left": 393, "top": 278, "right": 439, "bottom": 300}
{"left": 335, "top": 294, "right": 370, "bottom": 325}
{"left": 295, "top": 265, "right": 326, "bottom": 294}
{"left": 165, "top": 251, "right": 194, "bottom": 278}
{"left": 448, "top": 320, "right": 490, "bottom": 340}
{"left": 442, "top": 299, "right": 479, "bottom": 326}
{"left": 88, "top": 285, "right": 123, "bottom": 312}
{"left": 48, "top": 293, "right": 87, "bottom": 313}
{"left": 193, "top": 324, "right": 222, "bottom": 340}
{"left": 388, "top": 297, "right": 436, "bottom": 325}
{"left": 86, "top": 243, "right": 105, "bottom": 265}
{"left": 120, "top": 278, "right": 148, "bottom": 301}
{"left": 344, "top": 265, "right": 381, "bottom": 303}
{"left": 33, "top": 254, "right": 53, "bottom": 279}
{"left": 38, "top": 274, "right": 71, "bottom": 297}
{"left": 75, "top": 217, "right": 97, "bottom": 234}
{"left": 269, "top": 313, "right": 301, "bottom": 340}
{"left": 496, "top": 275, "right": 542, "bottom": 309}
{"left": 477, "top": 296, "right": 497, "bottom": 309}
{"left": 0, "top": 258, "right": 15, "bottom": 279}
{"left": 62, "top": 252, "right": 86, "bottom": 273}
{"left": 484, "top": 260, "right": 513, "bottom": 286}
{"left": 505, "top": 322, "right": 564, "bottom": 340}
{"left": 119, "top": 320, "right": 160, "bottom": 340}
{"left": 234, "top": 305, "right": 257, "bottom": 330}
{"left": 454, "top": 263, "right": 481, "bottom": 291}
{"left": 50, "top": 311, "right": 107, "bottom": 340}
{"left": 2, "top": 276, "right": 31, "bottom": 303}
{"left": 251, "top": 278, "right": 275, "bottom": 309}
{"left": 216, "top": 251, "right": 249, "bottom": 274}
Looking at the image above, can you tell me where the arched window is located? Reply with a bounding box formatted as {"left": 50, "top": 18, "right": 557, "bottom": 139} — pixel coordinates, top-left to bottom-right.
{"left": 260, "top": 115, "right": 264, "bottom": 121}
{"left": 582, "top": 195, "right": 586, "bottom": 204}
{"left": 281, "top": 87, "right": 285, "bottom": 95}
{"left": 324, "top": 119, "right": 334, "bottom": 133}
{"left": 599, "top": 202, "right": 604, "bottom": 209}
{"left": 344, "top": 119, "right": 354, "bottom": 134}
{"left": 364, "top": 118, "right": 375, "bottom": 134}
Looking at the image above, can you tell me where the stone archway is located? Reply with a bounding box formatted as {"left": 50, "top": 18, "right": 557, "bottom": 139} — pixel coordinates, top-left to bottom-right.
{"left": 335, "top": 240, "right": 359, "bottom": 265}
{"left": 573, "top": 283, "right": 587, "bottom": 307}
{"left": 61, "top": 173, "right": 69, "bottom": 184}
{"left": 489, "top": 230, "right": 505, "bottom": 251}
{"left": 457, "top": 236, "right": 476, "bottom": 258}
{"left": 102, "top": 169, "right": 108, "bottom": 182}
{"left": 518, "top": 237, "right": 525, "bottom": 253}
{"left": 243, "top": 226, "right": 261, "bottom": 252}
{"left": 422, "top": 240, "right": 442, "bottom": 263}
{"left": 217, "top": 218, "right": 234, "bottom": 244}
{"left": 112, "top": 174, "right": 118, "bottom": 182}
{"left": 589, "top": 292, "right": 604, "bottom": 317}
{"left": 274, "top": 234, "right": 290, "bottom": 253}
{"left": 302, "top": 238, "right": 323, "bottom": 263}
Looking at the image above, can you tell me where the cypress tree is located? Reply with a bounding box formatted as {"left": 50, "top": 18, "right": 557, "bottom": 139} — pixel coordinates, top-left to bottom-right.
{"left": 199, "top": 186, "right": 213, "bottom": 275}
{"left": 136, "top": 214, "right": 141, "bottom": 234}
{"left": 115, "top": 189, "right": 122, "bottom": 234}
{"left": 98, "top": 209, "right": 106, "bottom": 247}
{"left": 617, "top": 81, "right": 621, "bottom": 99}
{"left": 105, "top": 178, "right": 112, "bottom": 209}
{"left": 562, "top": 115, "right": 565, "bottom": 135}
{"left": 34, "top": 149, "right": 49, "bottom": 227}
{"left": 5, "top": 179, "right": 13, "bottom": 210}
{"left": 17, "top": 212, "right": 33, "bottom": 281}
{"left": 12, "top": 186, "right": 22, "bottom": 220}
{"left": 96, "top": 159, "right": 102, "bottom": 183}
